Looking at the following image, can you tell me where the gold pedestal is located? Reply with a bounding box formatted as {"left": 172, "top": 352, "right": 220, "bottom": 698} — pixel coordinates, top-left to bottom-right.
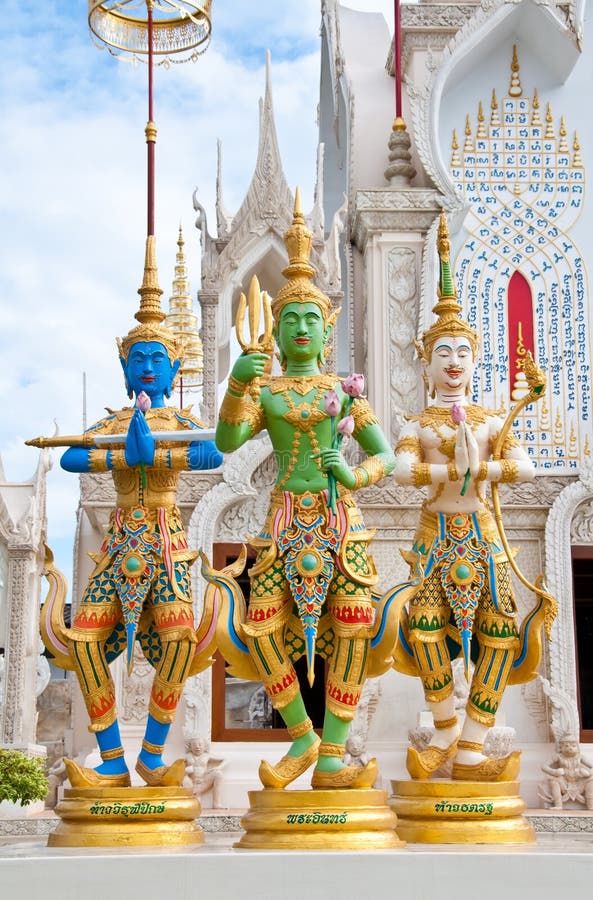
{"left": 236, "top": 788, "right": 405, "bottom": 850}
{"left": 49, "top": 786, "right": 203, "bottom": 847}
{"left": 390, "top": 779, "right": 536, "bottom": 844}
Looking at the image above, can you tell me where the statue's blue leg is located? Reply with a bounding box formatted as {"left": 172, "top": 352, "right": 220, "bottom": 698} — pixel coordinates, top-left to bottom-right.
{"left": 138, "top": 714, "right": 170, "bottom": 770}
{"left": 95, "top": 720, "right": 129, "bottom": 775}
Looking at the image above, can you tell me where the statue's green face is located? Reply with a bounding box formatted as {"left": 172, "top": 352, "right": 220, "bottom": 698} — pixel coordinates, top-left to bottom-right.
{"left": 275, "top": 301, "right": 328, "bottom": 364}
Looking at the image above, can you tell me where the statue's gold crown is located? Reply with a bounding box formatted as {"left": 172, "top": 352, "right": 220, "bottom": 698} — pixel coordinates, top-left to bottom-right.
{"left": 117, "top": 236, "right": 183, "bottom": 364}
{"left": 271, "top": 188, "right": 339, "bottom": 328}
{"left": 417, "top": 210, "right": 479, "bottom": 361}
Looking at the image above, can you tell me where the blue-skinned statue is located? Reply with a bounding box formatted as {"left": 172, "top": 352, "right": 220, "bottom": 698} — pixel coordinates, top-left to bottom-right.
{"left": 35, "top": 238, "right": 222, "bottom": 789}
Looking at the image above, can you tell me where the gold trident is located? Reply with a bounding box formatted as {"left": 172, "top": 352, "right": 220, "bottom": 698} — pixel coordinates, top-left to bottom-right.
{"left": 234, "top": 274, "right": 274, "bottom": 397}
{"left": 235, "top": 274, "right": 274, "bottom": 355}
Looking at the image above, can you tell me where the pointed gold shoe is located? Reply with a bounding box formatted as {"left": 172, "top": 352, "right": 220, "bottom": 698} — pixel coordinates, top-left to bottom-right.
{"left": 406, "top": 739, "right": 459, "bottom": 780}
{"left": 259, "top": 735, "right": 321, "bottom": 789}
{"left": 452, "top": 750, "right": 521, "bottom": 782}
{"left": 311, "top": 757, "right": 378, "bottom": 790}
{"left": 65, "top": 758, "right": 131, "bottom": 789}
{"left": 135, "top": 757, "right": 186, "bottom": 787}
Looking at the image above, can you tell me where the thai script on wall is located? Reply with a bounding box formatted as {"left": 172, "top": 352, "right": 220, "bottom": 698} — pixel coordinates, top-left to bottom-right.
{"left": 449, "top": 47, "right": 590, "bottom": 472}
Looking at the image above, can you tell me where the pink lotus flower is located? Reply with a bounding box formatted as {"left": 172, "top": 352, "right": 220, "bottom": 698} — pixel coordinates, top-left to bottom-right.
{"left": 136, "top": 391, "right": 152, "bottom": 413}
{"left": 342, "top": 373, "right": 365, "bottom": 398}
{"left": 451, "top": 403, "right": 466, "bottom": 425}
{"left": 337, "top": 415, "right": 355, "bottom": 437}
{"left": 324, "top": 390, "right": 341, "bottom": 417}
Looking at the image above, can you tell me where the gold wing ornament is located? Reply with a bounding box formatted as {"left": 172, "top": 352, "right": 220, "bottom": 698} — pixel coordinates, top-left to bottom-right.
{"left": 490, "top": 351, "right": 558, "bottom": 684}
{"left": 40, "top": 545, "right": 75, "bottom": 671}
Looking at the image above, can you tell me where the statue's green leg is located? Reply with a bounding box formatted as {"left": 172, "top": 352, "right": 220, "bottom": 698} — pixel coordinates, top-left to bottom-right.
{"left": 277, "top": 695, "right": 318, "bottom": 757}
{"left": 315, "top": 710, "right": 350, "bottom": 773}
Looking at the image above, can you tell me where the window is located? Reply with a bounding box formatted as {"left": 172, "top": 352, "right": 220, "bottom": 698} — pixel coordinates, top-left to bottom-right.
{"left": 211, "top": 543, "right": 325, "bottom": 741}
{"left": 571, "top": 549, "right": 593, "bottom": 741}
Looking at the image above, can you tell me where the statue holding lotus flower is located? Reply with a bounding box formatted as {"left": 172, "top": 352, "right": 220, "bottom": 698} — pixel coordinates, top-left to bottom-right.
{"left": 209, "top": 192, "right": 395, "bottom": 790}
{"left": 392, "top": 211, "right": 556, "bottom": 783}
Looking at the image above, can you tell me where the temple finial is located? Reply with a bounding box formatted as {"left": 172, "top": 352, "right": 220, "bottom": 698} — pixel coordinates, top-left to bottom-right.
{"left": 545, "top": 102, "right": 555, "bottom": 139}
{"left": 531, "top": 88, "right": 541, "bottom": 126}
{"left": 464, "top": 115, "right": 473, "bottom": 152}
{"left": 477, "top": 101, "right": 486, "bottom": 138}
{"left": 451, "top": 129, "right": 460, "bottom": 166}
{"left": 490, "top": 88, "right": 500, "bottom": 126}
{"left": 573, "top": 132, "right": 583, "bottom": 167}
{"left": 509, "top": 44, "right": 522, "bottom": 97}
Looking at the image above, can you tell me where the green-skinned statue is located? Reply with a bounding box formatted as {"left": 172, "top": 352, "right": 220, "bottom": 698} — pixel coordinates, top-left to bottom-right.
{"left": 205, "top": 192, "right": 396, "bottom": 790}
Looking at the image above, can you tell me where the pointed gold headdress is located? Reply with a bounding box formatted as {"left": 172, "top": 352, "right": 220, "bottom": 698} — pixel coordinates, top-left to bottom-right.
{"left": 271, "top": 188, "right": 340, "bottom": 328}
{"left": 416, "top": 210, "right": 479, "bottom": 361}
{"left": 117, "top": 236, "right": 183, "bottom": 364}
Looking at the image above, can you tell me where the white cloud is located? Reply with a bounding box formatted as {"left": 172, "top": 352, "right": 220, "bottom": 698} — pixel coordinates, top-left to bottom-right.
{"left": 0, "top": 1, "right": 395, "bottom": 588}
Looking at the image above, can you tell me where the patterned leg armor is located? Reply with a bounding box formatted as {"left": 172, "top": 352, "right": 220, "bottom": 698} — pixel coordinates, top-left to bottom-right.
{"left": 325, "top": 568, "right": 373, "bottom": 722}
{"left": 407, "top": 568, "right": 454, "bottom": 704}
{"left": 467, "top": 561, "right": 520, "bottom": 727}
{"left": 242, "top": 554, "right": 300, "bottom": 709}
{"left": 148, "top": 636, "right": 194, "bottom": 724}
{"left": 70, "top": 636, "right": 118, "bottom": 733}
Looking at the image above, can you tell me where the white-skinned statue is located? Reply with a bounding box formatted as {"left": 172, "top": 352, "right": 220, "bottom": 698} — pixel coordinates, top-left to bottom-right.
{"left": 391, "top": 211, "right": 556, "bottom": 782}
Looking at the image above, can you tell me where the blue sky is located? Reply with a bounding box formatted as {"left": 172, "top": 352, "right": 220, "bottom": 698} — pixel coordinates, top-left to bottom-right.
{"left": 0, "top": 1, "right": 394, "bottom": 590}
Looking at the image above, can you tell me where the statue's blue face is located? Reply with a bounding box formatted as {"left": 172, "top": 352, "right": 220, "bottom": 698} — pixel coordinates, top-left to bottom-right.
{"left": 121, "top": 341, "right": 180, "bottom": 407}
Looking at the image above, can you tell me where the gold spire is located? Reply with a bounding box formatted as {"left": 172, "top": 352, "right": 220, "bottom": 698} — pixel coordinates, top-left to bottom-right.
{"left": 573, "top": 132, "right": 583, "bottom": 167}
{"left": 545, "top": 102, "right": 555, "bottom": 139}
{"left": 416, "top": 211, "right": 479, "bottom": 363}
{"left": 509, "top": 44, "right": 522, "bottom": 97}
{"left": 451, "top": 129, "right": 461, "bottom": 166}
{"left": 463, "top": 115, "right": 474, "bottom": 153}
{"left": 531, "top": 88, "right": 541, "bottom": 126}
{"left": 558, "top": 116, "right": 568, "bottom": 152}
{"left": 476, "top": 101, "right": 486, "bottom": 139}
{"left": 271, "top": 189, "right": 338, "bottom": 327}
{"left": 490, "top": 89, "right": 500, "bottom": 126}
{"left": 117, "top": 236, "right": 181, "bottom": 364}
{"left": 166, "top": 225, "right": 203, "bottom": 395}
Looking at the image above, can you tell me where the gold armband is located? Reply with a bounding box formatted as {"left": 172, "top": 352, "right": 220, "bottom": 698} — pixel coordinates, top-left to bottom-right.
{"left": 412, "top": 463, "right": 433, "bottom": 487}
{"left": 153, "top": 448, "right": 190, "bottom": 471}
{"left": 227, "top": 374, "right": 249, "bottom": 397}
{"left": 88, "top": 449, "right": 109, "bottom": 473}
{"left": 447, "top": 462, "right": 459, "bottom": 482}
{"left": 351, "top": 398, "right": 379, "bottom": 437}
{"left": 477, "top": 461, "right": 488, "bottom": 481}
{"left": 499, "top": 459, "right": 519, "bottom": 483}
{"left": 355, "top": 455, "right": 387, "bottom": 488}
{"left": 108, "top": 449, "right": 128, "bottom": 470}
{"left": 352, "top": 466, "right": 370, "bottom": 490}
{"left": 219, "top": 391, "right": 264, "bottom": 431}
{"left": 395, "top": 435, "right": 422, "bottom": 457}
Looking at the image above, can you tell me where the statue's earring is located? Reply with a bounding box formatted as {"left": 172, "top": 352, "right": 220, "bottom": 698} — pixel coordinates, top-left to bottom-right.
{"left": 428, "top": 375, "right": 436, "bottom": 399}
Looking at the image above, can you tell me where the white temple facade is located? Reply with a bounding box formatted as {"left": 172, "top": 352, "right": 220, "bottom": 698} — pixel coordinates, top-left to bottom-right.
{"left": 0, "top": 449, "right": 51, "bottom": 761}
{"left": 64, "top": 0, "right": 593, "bottom": 810}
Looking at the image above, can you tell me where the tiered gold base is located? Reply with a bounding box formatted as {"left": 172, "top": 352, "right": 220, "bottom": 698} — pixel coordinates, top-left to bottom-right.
{"left": 390, "top": 779, "right": 536, "bottom": 844}
{"left": 235, "top": 788, "right": 404, "bottom": 850}
{"left": 48, "top": 786, "right": 203, "bottom": 847}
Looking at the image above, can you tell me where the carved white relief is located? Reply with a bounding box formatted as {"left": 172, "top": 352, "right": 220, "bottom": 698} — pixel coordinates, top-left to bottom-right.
{"left": 119, "top": 642, "right": 153, "bottom": 724}
{"left": 545, "top": 477, "right": 593, "bottom": 736}
{"left": 388, "top": 246, "right": 419, "bottom": 441}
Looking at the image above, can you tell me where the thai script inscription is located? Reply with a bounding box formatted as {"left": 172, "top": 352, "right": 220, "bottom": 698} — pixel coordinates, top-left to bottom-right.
{"left": 434, "top": 801, "right": 493, "bottom": 816}
{"left": 89, "top": 800, "right": 167, "bottom": 817}
{"left": 286, "top": 811, "right": 348, "bottom": 825}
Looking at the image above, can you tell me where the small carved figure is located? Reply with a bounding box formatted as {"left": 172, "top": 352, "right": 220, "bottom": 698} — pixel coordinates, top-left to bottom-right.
{"left": 540, "top": 736, "right": 593, "bottom": 810}
{"left": 184, "top": 737, "right": 226, "bottom": 809}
